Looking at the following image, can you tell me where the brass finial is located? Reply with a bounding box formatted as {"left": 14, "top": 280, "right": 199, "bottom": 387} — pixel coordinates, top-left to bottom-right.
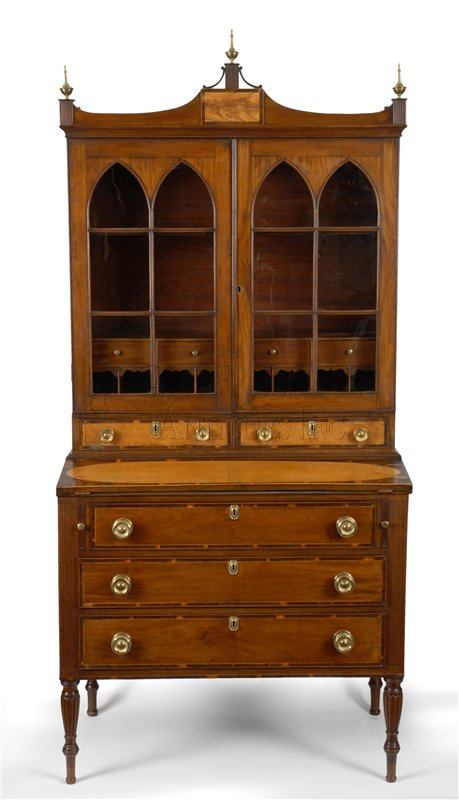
{"left": 393, "top": 64, "right": 406, "bottom": 97}
{"left": 60, "top": 65, "right": 73, "bottom": 99}
{"left": 226, "top": 29, "right": 238, "bottom": 62}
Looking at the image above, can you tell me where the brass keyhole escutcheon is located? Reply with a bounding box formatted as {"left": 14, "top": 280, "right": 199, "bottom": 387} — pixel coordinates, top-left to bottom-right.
{"left": 111, "top": 632, "right": 132, "bottom": 655}
{"left": 228, "top": 616, "right": 239, "bottom": 632}
{"left": 333, "top": 629, "right": 355, "bottom": 653}
{"left": 333, "top": 572, "right": 355, "bottom": 594}
{"left": 228, "top": 559, "right": 239, "bottom": 575}
{"left": 228, "top": 504, "right": 240, "bottom": 520}
{"left": 112, "top": 517, "right": 134, "bottom": 539}
{"left": 110, "top": 574, "right": 132, "bottom": 596}
{"left": 151, "top": 420, "right": 161, "bottom": 436}
{"left": 336, "top": 515, "right": 358, "bottom": 538}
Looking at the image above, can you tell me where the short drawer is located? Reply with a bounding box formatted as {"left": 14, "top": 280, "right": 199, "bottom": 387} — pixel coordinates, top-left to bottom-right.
{"left": 92, "top": 338, "right": 150, "bottom": 367}
{"left": 318, "top": 339, "right": 375, "bottom": 367}
{"left": 240, "top": 419, "right": 385, "bottom": 447}
{"left": 81, "top": 557, "right": 384, "bottom": 606}
{"left": 254, "top": 339, "right": 311, "bottom": 368}
{"left": 81, "top": 420, "right": 228, "bottom": 448}
{"left": 157, "top": 339, "right": 213, "bottom": 366}
{"left": 92, "top": 504, "right": 375, "bottom": 548}
{"left": 81, "top": 614, "right": 383, "bottom": 668}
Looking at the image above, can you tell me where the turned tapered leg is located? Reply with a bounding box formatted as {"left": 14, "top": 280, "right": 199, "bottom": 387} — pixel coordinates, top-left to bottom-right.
{"left": 383, "top": 676, "right": 403, "bottom": 782}
{"left": 61, "top": 680, "right": 80, "bottom": 784}
{"left": 369, "top": 677, "right": 383, "bottom": 715}
{"left": 85, "top": 679, "right": 99, "bottom": 716}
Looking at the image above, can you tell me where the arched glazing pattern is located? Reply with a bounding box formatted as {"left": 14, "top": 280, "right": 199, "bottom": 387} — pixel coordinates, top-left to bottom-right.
{"left": 252, "top": 162, "right": 313, "bottom": 393}
{"left": 319, "top": 161, "right": 377, "bottom": 227}
{"left": 89, "top": 162, "right": 148, "bottom": 228}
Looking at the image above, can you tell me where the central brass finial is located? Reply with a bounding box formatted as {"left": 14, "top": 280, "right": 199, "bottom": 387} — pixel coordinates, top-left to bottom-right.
{"left": 393, "top": 64, "right": 406, "bottom": 97}
{"left": 60, "top": 65, "right": 73, "bottom": 99}
{"left": 226, "top": 29, "right": 238, "bottom": 62}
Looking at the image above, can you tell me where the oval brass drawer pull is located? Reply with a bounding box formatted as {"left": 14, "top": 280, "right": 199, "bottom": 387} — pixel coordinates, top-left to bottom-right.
{"left": 100, "top": 427, "right": 115, "bottom": 443}
{"left": 353, "top": 426, "right": 369, "bottom": 443}
{"left": 195, "top": 426, "right": 210, "bottom": 442}
{"left": 333, "top": 572, "right": 355, "bottom": 594}
{"left": 257, "top": 426, "right": 272, "bottom": 442}
{"left": 112, "top": 517, "right": 134, "bottom": 539}
{"left": 333, "top": 629, "right": 354, "bottom": 653}
{"left": 110, "top": 574, "right": 132, "bottom": 595}
{"left": 336, "top": 515, "right": 358, "bottom": 538}
{"left": 111, "top": 632, "right": 132, "bottom": 655}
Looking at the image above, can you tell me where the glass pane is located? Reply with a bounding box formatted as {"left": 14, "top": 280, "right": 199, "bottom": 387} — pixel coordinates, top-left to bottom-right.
{"left": 318, "top": 314, "right": 376, "bottom": 338}
{"left": 253, "top": 162, "right": 313, "bottom": 227}
{"left": 90, "top": 234, "right": 149, "bottom": 311}
{"left": 253, "top": 233, "right": 313, "bottom": 310}
{"left": 158, "top": 370, "right": 194, "bottom": 393}
{"left": 318, "top": 233, "right": 377, "bottom": 310}
{"left": 254, "top": 316, "right": 312, "bottom": 394}
{"left": 317, "top": 315, "right": 376, "bottom": 394}
{"left": 317, "top": 369, "right": 348, "bottom": 392}
{"left": 319, "top": 162, "right": 377, "bottom": 226}
{"left": 120, "top": 369, "right": 151, "bottom": 393}
{"left": 92, "top": 370, "right": 118, "bottom": 394}
{"left": 154, "top": 164, "right": 214, "bottom": 228}
{"left": 155, "top": 314, "right": 214, "bottom": 338}
{"left": 154, "top": 233, "right": 214, "bottom": 311}
{"left": 254, "top": 314, "right": 313, "bottom": 338}
{"left": 89, "top": 163, "right": 148, "bottom": 228}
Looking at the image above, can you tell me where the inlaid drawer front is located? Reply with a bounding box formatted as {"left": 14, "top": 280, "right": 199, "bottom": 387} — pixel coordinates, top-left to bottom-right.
{"left": 81, "top": 615, "right": 383, "bottom": 668}
{"left": 81, "top": 558, "right": 384, "bottom": 607}
{"left": 81, "top": 420, "right": 228, "bottom": 448}
{"left": 92, "top": 339, "right": 150, "bottom": 367}
{"left": 157, "top": 339, "right": 213, "bottom": 367}
{"left": 93, "top": 504, "right": 375, "bottom": 548}
{"left": 240, "top": 419, "right": 385, "bottom": 447}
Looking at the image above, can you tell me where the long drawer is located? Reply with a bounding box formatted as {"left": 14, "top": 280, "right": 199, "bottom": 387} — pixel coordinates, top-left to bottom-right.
{"left": 240, "top": 419, "right": 385, "bottom": 447}
{"left": 92, "top": 504, "right": 375, "bottom": 548}
{"left": 81, "top": 420, "right": 228, "bottom": 449}
{"left": 81, "top": 615, "right": 383, "bottom": 668}
{"left": 81, "top": 557, "right": 385, "bottom": 606}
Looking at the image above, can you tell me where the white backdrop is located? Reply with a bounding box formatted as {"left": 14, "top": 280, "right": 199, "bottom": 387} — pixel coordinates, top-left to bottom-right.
{"left": 1, "top": 1, "right": 458, "bottom": 798}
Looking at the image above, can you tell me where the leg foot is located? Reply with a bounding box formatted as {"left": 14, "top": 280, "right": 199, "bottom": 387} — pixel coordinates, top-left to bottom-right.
{"left": 369, "top": 677, "right": 383, "bottom": 715}
{"left": 383, "top": 676, "right": 403, "bottom": 782}
{"left": 86, "top": 679, "right": 99, "bottom": 716}
{"left": 61, "top": 680, "right": 80, "bottom": 784}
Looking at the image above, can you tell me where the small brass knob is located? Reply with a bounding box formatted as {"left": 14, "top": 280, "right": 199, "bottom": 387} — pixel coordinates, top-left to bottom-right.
{"left": 100, "top": 427, "right": 115, "bottom": 443}
{"left": 112, "top": 517, "right": 134, "bottom": 539}
{"left": 228, "top": 616, "right": 239, "bottom": 632}
{"left": 195, "top": 426, "right": 210, "bottom": 442}
{"left": 333, "top": 572, "right": 355, "bottom": 594}
{"left": 228, "top": 504, "right": 240, "bottom": 520}
{"left": 257, "top": 426, "right": 272, "bottom": 442}
{"left": 113, "top": 349, "right": 122, "bottom": 356}
{"left": 191, "top": 349, "right": 199, "bottom": 357}
{"left": 333, "top": 629, "right": 355, "bottom": 653}
{"left": 76, "top": 522, "right": 86, "bottom": 531}
{"left": 110, "top": 574, "right": 132, "bottom": 596}
{"left": 269, "top": 348, "right": 278, "bottom": 356}
{"left": 336, "top": 515, "right": 358, "bottom": 538}
{"left": 381, "top": 520, "right": 390, "bottom": 529}
{"left": 353, "top": 426, "right": 369, "bottom": 443}
{"left": 111, "top": 632, "right": 132, "bottom": 655}
{"left": 228, "top": 559, "right": 239, "bottom": 575}
{"left": 346, "top": 348, "right": 354, "bottom": 356}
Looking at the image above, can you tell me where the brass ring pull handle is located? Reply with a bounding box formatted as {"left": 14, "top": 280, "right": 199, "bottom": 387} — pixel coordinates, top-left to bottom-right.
{"left": 112, "top": 517, "right": 134, "bottom": 540}
{"left": 100, "top": 427, "right": 115, "bottom": 443}
{"left": 353, "top": 426, "right": 369, "bottom": 443}
{"left": 228, "top": 504, "right": 240, "bottom": 520}
{"left": 228, "top": 616, "right": 239, "bottom": 632}
{"left": 257, "top": 426, "right": 272, "bottom": 442}
{"left": 333, "top": 572, "right": 355, "bottom": 594}
{"left": 336, "top": 515, "right": 358, "bottom": 538}
{"left": 110, "top": 574, "right": 132, "bottom": 596}
{"left": 333, "top": 629, "right": 355, "bottom": 653}
{"left": 195, "top": 426, "right": 210, "bottom": 442}
{"left": 111, "top": 632, "right": 132, "bottom": 655}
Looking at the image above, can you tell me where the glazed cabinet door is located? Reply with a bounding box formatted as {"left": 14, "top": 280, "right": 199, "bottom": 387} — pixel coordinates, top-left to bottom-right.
{"left": 69, "top": 139, "right": 231, "bottom": 413}
{"left": 235, "top": 139, "right": 398, "bottom": 413}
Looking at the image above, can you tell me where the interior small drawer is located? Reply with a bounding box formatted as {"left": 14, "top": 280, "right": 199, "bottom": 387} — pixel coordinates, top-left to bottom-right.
{"left": 157, "top": 339, "right": 213, "bottom": 366}
{"left": 240, "top": 419, "right": 385, "bottom": 447}
{"left": 317, "top": 339, "right": 375, "bottom": 367}
{"left": 81, "top": 419, "right": 228, "bottom": 449}
{"left": 81, "top": 614, "right": 383, "bottom": 668}
{"left": 92, "top": 338, "right": 150, "bottom": 366}
{"left": 92, "top": 503, "right": 375, "bottom": 548}
{"left": 254, "top": 338, "right": 311, "bottom": 368}
{"left": 81, "top": 557, "right": 385, "bottom": 607}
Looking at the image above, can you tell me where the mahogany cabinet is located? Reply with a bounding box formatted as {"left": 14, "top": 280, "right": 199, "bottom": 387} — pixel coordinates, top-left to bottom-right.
{"left": 57, "top": 45, "right": 411, "bottom": 784}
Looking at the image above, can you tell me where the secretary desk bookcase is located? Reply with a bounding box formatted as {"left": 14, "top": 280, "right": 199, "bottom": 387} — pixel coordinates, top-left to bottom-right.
{"left": 57, "top": 43, "right": 411, "bottom": 784}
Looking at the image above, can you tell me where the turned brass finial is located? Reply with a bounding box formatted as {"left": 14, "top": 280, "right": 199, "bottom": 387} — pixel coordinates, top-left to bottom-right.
{"left": 60, "top": 65, "right": 73, "bottom": 99}
{"left": 226, "top": 29, "right": 238, "bottom": 62}
{"left": 393, "top": 64, "right": 406, "bottom": 97}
